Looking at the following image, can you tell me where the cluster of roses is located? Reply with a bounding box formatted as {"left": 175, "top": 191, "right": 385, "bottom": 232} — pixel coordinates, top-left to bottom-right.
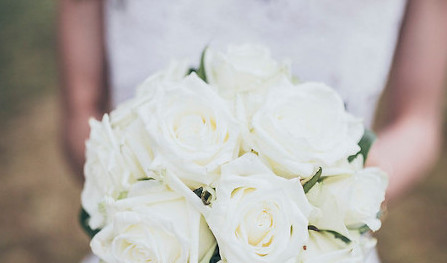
{"left": 81, "top": 45, "right": 387, "bottom": 263}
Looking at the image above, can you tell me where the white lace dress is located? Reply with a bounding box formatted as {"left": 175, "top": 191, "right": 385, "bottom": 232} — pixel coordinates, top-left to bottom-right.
{"left": 83, "top": 0, "right": 407, "bottom": 262}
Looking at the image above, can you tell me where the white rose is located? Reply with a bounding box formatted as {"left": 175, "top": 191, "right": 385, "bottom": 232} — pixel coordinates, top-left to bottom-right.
{"left": 307, "top": 165, "right": 387, "bottom": 234}
{"left": 138, "top": 74, "right": 240, "bottom": 188}
{"left": 299, "top": 231, "right": 372, "bottom": 263}
{"left": 205, "top": 44, "right": 291, "bottom": 153}
{"left": 136, "top": 60, "right": 189, "bottom": 98}
{"left": 206, "top": 153, "right": 312, "bottom": 263}
{"left": 91, "top": 180, "right": 216, "bottom": 263}
{"left": 344, "top": 168, "right": 387, "bottom": 231}
{"left": 205, "top": 44, "right": 291, "bottom": 99}
{"left": 251, "top": 81, "right": 364, "bottom": 178}
{"left": 82, "top": 111, "right": 154, "bottom": 229}
{"left": 327, "top": 168, "right": 387, "bottom": 231}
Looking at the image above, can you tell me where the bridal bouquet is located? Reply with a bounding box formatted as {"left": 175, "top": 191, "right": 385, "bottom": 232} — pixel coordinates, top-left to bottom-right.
{"left": 80, "top": 44, "right": 387, "bottom": 263}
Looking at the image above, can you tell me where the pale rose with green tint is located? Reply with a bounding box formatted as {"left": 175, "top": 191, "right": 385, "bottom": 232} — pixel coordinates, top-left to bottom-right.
{"left": 91, "top": 181, "right": 216, "bottom": 263}
{"left": 138, "top": 74, "right": 241, "bottom": 188}
{"left": 206, "top": 154, "right": 312, "bottom": 263}
{"left": 251, "top": 80, "right": 364, "bottom": 178}
{"left": 82, "top": 113, "right": 153, "bottom": 230}
{"left": 308, "top": 164, "right": 388, "bottom": 234}
{"left": 205, "top": 44, "right": 291, "bottom": 99}
{"left": 299, "top": 231, "right": 376, "bottom": 263}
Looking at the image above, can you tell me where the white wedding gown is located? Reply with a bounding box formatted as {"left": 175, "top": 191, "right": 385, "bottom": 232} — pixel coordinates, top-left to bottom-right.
{"left": 83, "top": 0, "right": 407, "bottom": 262}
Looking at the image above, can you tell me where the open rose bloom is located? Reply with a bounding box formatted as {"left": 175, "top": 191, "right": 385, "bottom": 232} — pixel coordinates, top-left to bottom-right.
{"left": 81, "top": 44, "right": 387, "bottom": 263}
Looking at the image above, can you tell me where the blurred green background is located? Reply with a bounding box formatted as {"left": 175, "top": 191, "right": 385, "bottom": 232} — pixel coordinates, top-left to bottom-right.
{"left": 0, "top": 1, "right": 446, "bottom": 262}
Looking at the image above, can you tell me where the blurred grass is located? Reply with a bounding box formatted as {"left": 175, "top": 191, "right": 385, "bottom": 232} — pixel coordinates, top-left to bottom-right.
{"left": 0, "top": 0, "right": 446, "bottom": 262}
{"left": 0, "top": 0, "right": 56, "bottom": 127}
{"left": 0, "top": 0, "right": 90, "bottom": 262}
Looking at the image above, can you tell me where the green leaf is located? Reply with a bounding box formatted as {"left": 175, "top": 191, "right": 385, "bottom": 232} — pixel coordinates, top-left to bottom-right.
{"left": 348, "top": 129, "right": 377, "bottom": 163}
{"left": 193, "top": 187, "right": 214, "bottom": 206}
{"left": 79, "top": 208, "right": 101, "bottom": 239}
{"left": 137, "top": 177, "right": 155, "bottom": 181}
{"left": 187, "top": 67, "right": 197, "bottom": 75}
{"left": 323, "top": 229, "right": 352, "bottom": 244}
{"left": 308, "top": 225, "right": 319, "bottom": 231}
{"left": 193, "top": 187, "right": 204, "bottom": 198}
{"left": 357, "top": 224, "right": 372, "bottom": 235}
{"left": 209, "top": 245, "right": 221, "bottom": 263}
{"left": 347, "top": 224, "right": 372, "bottom": 234}
{"left": 317, "top": 175, "right": 329, "bottom": 183}
{"left": 377, "top": 209, "right": 386, "bottom": 221}
{"left": 199, "top": 243, "right": 218, "bottom": 263}
{"left": 308, "top": 225, "right": 352, "bottom": 245}
{"left": 196, "top": 47, "right": 208, "bottom": 82}
{"left": 303, "top": 167, "right": 322, "bottom": 193}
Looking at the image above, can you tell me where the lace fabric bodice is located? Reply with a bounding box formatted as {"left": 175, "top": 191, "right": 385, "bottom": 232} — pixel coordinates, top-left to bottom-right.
{"left": 105, "top": 0, "right": 406, "bottom": 125}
